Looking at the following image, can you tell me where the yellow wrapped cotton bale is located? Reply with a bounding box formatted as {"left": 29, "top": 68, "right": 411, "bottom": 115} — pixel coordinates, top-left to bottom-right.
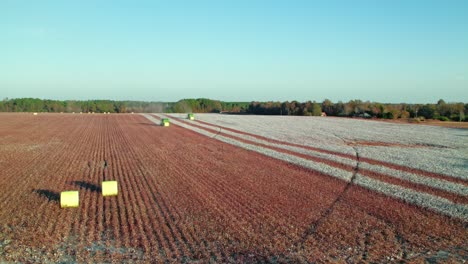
{"left": 60, "top": 191, "right": 79, "bottom": 208}
{"left": 102, "top": 181, "right": 118, "bottom": 196}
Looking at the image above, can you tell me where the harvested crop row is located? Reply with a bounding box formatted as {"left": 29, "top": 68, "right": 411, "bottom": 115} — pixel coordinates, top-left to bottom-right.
{"left": 0, "top": 114, "right": 72, "bottom": 200}
{"left": 1, "top": 114, "right": 467, "bottom": 262}
{"left": 111, "top": 124, "right": 172, "bottom": 261}
{"left": 0, "top": 115, "right": 111, "bottom": 261}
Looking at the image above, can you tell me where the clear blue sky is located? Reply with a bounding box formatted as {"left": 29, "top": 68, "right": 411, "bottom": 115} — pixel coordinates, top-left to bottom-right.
{"left": 1, "top": 0, "right": 467, "bottom": 103}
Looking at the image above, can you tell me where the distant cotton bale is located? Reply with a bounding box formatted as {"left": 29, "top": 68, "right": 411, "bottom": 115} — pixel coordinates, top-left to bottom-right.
{"left": 131, "top": 112, "right": 134, "bottom": 114}
{"left": 188, "top": 113, "right": 195, "bottom": 120}
{"left": 60, "top": 191, "right": 79, "bottom": 208}
{"left": 33, "top": 113, "right": 38, "bottom": 115}
{"left": 102, "top": 181, "right": 118, "bottom": 196}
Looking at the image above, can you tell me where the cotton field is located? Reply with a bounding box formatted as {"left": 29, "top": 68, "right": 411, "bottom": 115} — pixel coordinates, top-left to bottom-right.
{"left": 0, "top": 113, "right": 466, "bottom": 262}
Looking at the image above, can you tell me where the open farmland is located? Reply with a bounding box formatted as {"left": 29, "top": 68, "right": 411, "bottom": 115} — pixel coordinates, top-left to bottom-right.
{"left": 0, "top": 113, "right": 467, "bottom": 262}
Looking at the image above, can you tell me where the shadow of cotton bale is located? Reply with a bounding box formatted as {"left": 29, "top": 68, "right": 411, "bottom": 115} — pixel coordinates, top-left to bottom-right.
{"left": 33, "top": 189, "right": 60, "bottom": 202}
{"left": 72, "top": 181, "right": 102, "bottom": 193}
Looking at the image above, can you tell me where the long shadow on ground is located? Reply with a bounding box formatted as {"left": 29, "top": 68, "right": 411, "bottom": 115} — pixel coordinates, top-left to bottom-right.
{"left": 138, "top": 122, "right": 159, "bottom": 127}
{"left": 33, "top": 189, "right": 60, "bottom": 202}
{"left": 72, "top": 181, "right": 102, "bottom": 193}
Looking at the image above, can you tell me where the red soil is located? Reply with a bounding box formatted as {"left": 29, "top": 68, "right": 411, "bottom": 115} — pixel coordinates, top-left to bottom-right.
{"left": 0, "top": 113, "right": 466, "bottom": 262}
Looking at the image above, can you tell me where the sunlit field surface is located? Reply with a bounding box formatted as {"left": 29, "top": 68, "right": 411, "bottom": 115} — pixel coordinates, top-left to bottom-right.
{"left": 0, "top": 113, "right": 466, "bottom": 262}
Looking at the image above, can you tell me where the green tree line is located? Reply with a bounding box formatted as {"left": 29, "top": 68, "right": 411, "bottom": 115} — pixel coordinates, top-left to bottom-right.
{"left": 1, "top": 98, "right": 466, "bottom": 121}
{"left": 247, "top": 99, "right": 467, "bottom": 121}
{"left": 0, "top": 98, "right": 168, "bottom": 113}
{"left": 170, "top": 98, "right": 249, "bottom": 113}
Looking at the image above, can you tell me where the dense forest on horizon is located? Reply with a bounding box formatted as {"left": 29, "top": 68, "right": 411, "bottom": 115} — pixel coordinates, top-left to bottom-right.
{"left": 0, "top": 97, "right": 466, "bottom": 122}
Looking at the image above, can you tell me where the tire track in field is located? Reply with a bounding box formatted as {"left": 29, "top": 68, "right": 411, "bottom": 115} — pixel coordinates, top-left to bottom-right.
{"left": 300, "top": 136, "right": 361, "bottom": 243}
{"left": 176, "top": 116, "right": 364, "bottom": 249}
{"left": 151, "top": 114, "right": 468, "bottom": 220}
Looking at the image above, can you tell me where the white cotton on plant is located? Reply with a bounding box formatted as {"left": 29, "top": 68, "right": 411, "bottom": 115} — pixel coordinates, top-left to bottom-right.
{"left": 193, "top": 113, "right": 468, "bottom": 180}
{"left": 169, "top": 113, "right": 466, "bottom": 195}
{"left": 359, "top": 162, "right": 468, "bottom": 195}
{"left": 148, "top": 114, "right": 354, "bottom": 182}
{"left": 143, "top": 113, "right": 468, "bottom": 220}
{"left": 354, "top": 174, "right": 468, "bottom": 221}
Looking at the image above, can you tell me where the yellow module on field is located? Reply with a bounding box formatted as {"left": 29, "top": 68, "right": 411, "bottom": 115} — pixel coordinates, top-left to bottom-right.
{"left": 102, "top": 181, "right": 118, "bottom": 196}
{"left": 60, "top": 191, "right": 79, "bottom": 208}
